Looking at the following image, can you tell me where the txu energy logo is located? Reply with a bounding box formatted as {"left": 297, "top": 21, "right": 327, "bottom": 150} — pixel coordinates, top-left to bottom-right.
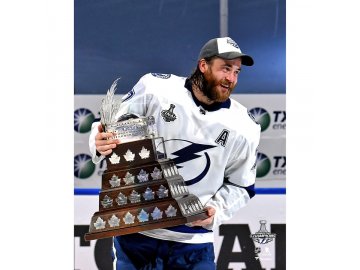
{"left": 249, "top": 107, "right": 271, "bottom": 132}
{"left": 74, "top": 154, "right": 95, "bottom": 179}
{"left": 256, "top": 152, "right": 271, "bottom": 178}
{"left": 74, "top": 108, "right": 95, "bottom": 133}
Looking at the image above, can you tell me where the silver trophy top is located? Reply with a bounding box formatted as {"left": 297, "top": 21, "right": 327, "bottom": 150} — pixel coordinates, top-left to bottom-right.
{"left": 100, "top": 78, "right": 123, "bottom": 127}
{"left": 100, "top": 78, "right": 157, "bottom": 142}
{"left": 106, "top": 115, "right": 157, "bottom": 142}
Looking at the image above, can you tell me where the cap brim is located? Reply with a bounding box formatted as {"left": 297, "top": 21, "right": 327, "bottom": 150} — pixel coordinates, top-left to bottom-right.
{"left": 218, "top": 52, "right": 254, "bottom": 66}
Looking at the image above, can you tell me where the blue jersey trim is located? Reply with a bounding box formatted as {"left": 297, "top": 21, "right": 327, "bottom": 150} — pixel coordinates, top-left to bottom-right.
{"left": 255, "top": 188, "right": 286, "bottom": 194}
{"left": 224, "top": 179, "right": 256, "bottom": 199}
{"left": 74, "top": 188, "right": 100, "bottom": 195}
{"left": 243, "top": 184, "right": 256, "bottom": 198}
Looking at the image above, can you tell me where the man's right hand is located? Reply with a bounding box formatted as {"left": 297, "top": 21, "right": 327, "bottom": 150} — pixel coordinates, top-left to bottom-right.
{"left": 95, "top": 124, "right": 120, "bottom": 156}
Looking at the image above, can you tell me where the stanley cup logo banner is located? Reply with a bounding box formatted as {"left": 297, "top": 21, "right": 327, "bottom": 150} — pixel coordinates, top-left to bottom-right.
{"left": 85, "top": 79, "right": 208, "bottom": 241}
{"left": 250, "top": 220, "right": 276, "bottom": 244}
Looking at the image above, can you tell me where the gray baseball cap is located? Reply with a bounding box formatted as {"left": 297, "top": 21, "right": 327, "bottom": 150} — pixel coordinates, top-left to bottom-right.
{"left": 198, "top": 37, "right": 254, "bottom": 66}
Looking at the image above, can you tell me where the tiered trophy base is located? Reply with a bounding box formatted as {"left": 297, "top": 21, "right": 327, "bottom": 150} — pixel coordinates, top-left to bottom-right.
{"left": 84, "top": 200, "right": 208, "bottom": 240}
{"left": 85, "top": 136, "right": 209, "bottom": 241}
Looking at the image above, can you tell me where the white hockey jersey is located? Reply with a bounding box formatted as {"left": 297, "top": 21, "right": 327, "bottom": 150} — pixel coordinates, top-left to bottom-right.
{"left": 89, "top": 73, "right": 261, "bottom": 243}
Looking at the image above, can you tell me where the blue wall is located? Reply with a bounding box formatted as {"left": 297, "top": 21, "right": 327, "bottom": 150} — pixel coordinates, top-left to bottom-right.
{"left": 75, "top": 0, "right": 285, "bottom": 94}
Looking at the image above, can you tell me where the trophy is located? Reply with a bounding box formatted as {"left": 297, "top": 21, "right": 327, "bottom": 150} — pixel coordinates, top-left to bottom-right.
{"left": 85, "top": 79, "right": 208, "bottom": 241}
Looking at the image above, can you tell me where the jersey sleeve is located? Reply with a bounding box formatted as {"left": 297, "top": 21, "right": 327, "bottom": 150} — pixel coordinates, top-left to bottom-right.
{"left": 88, "top": 74, "right": 153, "bottom": 164}
{"left": 115, "top": 74, "right": 152, "bottom": 118}
{"left": 89, "top": 121, "right": 104, "bottom": 164}
{"left": 204, "top": 124, "right": 261, "bottom": 229}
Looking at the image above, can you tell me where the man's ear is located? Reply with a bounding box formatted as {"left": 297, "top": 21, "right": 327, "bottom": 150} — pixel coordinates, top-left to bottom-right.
{"left": 198, "top": 59, "right": 208, "bottom": 73}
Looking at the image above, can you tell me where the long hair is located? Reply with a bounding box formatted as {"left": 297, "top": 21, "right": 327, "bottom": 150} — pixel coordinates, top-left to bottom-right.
{"left": 188, "top": 56, "right": 216, "bottom": 91}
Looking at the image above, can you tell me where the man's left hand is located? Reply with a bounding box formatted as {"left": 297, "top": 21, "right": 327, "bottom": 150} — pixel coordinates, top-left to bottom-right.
{"left": 188, "top": 206, "right": 216, "bottom": 227}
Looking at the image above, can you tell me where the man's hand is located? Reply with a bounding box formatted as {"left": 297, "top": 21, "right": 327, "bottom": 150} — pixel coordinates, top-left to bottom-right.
{"left": 188, "top": 206, "right": 216, "bottom": 227}
{"left": 95, "top": 124, "right": 120, "bottom": 156}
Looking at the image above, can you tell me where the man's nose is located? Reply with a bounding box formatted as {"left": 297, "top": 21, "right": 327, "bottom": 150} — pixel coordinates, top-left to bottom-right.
{"left": 225, "top": 72, "right": 236, "bottom": 83}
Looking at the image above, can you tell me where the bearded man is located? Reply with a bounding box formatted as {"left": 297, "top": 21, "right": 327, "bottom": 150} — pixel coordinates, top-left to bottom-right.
{"left": 89, "top": 37, "right": 260, "bottom": 270}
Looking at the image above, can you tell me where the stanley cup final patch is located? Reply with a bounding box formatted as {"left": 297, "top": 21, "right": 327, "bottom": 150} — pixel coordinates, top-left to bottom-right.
{"left": 161, "top": 104, "right": 177, "bottom": 122}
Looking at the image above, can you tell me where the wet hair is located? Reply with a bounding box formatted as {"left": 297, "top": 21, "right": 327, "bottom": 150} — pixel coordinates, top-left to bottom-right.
{"left": 188, "top": 56, "right": 216, "bottom": 91}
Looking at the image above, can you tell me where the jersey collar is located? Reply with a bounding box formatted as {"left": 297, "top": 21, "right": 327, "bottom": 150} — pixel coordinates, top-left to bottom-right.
{"left": 184, "top": 79, "right": 231, "bottom": 111}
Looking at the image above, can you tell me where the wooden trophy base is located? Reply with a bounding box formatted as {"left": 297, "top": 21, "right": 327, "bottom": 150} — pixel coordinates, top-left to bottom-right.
{"left": 84, "top": 203, "right": 208, "bottom": 241}
{"left": 85, "top": 137, "right": 209, "bottom": 241}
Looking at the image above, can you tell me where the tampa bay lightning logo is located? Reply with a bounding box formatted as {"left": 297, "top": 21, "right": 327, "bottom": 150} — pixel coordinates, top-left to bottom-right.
{"left": 122, "top": 88, "right": 135, "bottom": 102}
{"left": 160, "top": 139, "right": 216, "bottom": 185}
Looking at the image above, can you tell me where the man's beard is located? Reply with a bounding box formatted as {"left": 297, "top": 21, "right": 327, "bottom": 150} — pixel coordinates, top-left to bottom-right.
{"left": 201, "top": 72, "right": 235, "bottom": 103}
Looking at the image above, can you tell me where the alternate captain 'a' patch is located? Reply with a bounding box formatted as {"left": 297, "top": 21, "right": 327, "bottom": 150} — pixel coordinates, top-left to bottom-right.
{"left": 151, "top": 73, "right": 171, "bottom": 79}
{"left": 161, "top": 104, "right": 177, "bottom": 122}
{"left": 215, "top": 129, "right": 230, "bottom": 147}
